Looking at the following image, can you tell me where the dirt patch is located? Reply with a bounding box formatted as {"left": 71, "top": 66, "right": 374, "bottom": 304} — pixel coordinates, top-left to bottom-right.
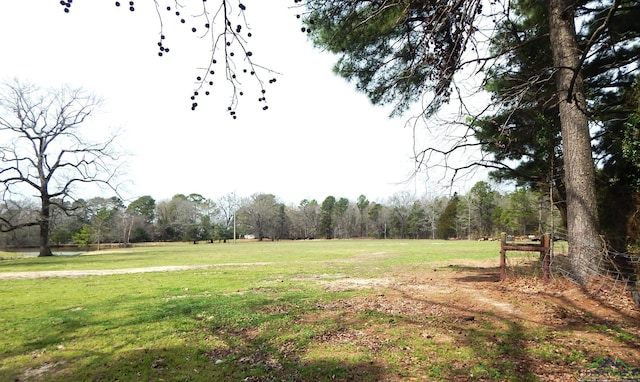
{"left": 19, "top": 361, "right": 65, "bottom": 381}
{"left": 310, "top": 262, "right": 640, "bottom": 381}
{"left": 0, "top": 262, "right": 279, "bottom": 279}
{"left": 0, "top": 265, "right": 213, "bottom": 279}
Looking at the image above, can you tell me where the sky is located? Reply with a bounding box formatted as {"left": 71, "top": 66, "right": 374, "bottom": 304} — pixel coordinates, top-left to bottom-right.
{"left": 0, "top": 1, "right": 488, "bottom": 205}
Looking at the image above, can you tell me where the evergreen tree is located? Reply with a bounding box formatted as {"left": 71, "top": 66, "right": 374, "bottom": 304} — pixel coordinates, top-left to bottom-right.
{"left": 437, "top": 194, "right": 460, "bottom": 239}
{"left": 319, "top": 196, "right": 336, "bottom": 239}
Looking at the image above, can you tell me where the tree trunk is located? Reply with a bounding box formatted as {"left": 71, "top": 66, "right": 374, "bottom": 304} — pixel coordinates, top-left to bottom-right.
{"left": 548, "top": 0, "right": 601, "bottom": 283}
{"left": 38, "top": 197, "right": 53, "bottom": 257}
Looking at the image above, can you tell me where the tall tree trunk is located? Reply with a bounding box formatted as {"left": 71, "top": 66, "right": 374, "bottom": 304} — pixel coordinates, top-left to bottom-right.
{"left": 548, "top": 0, "right": 601, "bottom": 282}
{"left": 39, "top": 197, "right": 53, "bottom": 257}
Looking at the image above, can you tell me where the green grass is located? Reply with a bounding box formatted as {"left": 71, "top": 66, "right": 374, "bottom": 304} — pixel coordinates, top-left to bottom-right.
{"left": 0, "top": 240, "right": 499, "bottom": 272}
{"left": 0, "top": 239, "right": 626, "bottom": 381}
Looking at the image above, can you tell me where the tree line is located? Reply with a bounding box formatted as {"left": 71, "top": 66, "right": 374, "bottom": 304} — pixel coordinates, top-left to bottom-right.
{"left": 0, "top": 181, "right": 566, "bottom": 248}
{"left": 2, "top": 0, "right": 639, "bottom": 293}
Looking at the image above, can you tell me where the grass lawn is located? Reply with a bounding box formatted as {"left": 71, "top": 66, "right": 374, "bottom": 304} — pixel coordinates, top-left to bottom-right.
{"left": 0, "top": 239, "right": 638, "bottom": 381}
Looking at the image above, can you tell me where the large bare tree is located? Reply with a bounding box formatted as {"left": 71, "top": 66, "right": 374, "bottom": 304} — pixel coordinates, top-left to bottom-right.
{"left": 0, "top": 80, "right": 121, "bottom": 257}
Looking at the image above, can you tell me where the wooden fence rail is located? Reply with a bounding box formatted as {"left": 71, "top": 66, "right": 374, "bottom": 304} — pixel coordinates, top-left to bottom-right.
{"left": 500, "top": 232, "right": 551, "bottom": 282}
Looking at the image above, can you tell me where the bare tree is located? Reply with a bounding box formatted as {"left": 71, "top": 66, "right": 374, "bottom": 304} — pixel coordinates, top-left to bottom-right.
{"left": 0, "top": 80, "right": 122, "bottom": 257}
{"left": 388, "top": 191, "right": 415, "bottom": 239}
{"left": 215, "top": 192, "right": 241, "bottom": 241}
{"left": 239, "top": 193, "right": 280, "bottom": 241}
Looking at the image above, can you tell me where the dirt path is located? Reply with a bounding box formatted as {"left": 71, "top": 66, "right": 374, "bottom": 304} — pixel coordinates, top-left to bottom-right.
{"left": 0, "top": 262, "right": 285, "bottom": 280}
{"left": 0, "top": 265, "right": 214, "bottom": 279}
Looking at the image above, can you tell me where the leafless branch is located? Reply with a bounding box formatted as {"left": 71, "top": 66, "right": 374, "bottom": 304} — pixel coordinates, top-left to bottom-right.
{"left": 0, "top": 80, "right": 124, "bottom": 254}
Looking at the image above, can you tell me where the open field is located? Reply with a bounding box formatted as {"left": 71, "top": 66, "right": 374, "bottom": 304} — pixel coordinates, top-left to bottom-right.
{"left": 1, "top": 240, "right": 639, "bottom": 381}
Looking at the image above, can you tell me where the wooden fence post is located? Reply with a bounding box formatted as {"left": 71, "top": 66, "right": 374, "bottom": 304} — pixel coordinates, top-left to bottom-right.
{"left": 542, "top": 234, "right": 551, "bottom": 283}
{"left": 500, "top": 232, "right": 507, "bottom": 281}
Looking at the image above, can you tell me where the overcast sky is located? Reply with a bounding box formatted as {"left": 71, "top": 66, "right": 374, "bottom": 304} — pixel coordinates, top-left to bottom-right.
{"left": 0, "top": 1, "right": 488, "bottom": 205}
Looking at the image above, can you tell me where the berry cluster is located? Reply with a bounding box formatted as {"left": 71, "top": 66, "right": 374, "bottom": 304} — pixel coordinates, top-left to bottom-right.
{"left": 157, "top": 35, "right": 169, "bottom": 57}
{"left": 59, "top": 0, "right": 72, "bottom": 13}
{"left": 186, "top": 2, "right": 279, "bottom": 118}
{"left": 296, "top": 13, "right": 314, "bottom": 34}
{"left": 114, "top": 1, "right": 135, "bottom": 12}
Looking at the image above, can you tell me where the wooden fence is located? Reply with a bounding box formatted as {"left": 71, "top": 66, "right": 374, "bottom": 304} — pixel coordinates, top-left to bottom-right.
{"left": 500, "top": 232, "right": 551, "bottom": 282}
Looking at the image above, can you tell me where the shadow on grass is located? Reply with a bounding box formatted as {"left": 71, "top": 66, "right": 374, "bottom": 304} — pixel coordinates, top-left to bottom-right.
{"left": 444, "top": 262, "right": 543, "bottom": 283}
{"left": 4, "top": 289, "right": 386, "bottom": 382}
{"left": 4, "top": 264, "right": 639, "bottom": 382}
{"left": 389, "top": 265, "right": 640, "bottom": 380}
{"left": 5, "top": 344, "right": 385, "bottom": 382}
